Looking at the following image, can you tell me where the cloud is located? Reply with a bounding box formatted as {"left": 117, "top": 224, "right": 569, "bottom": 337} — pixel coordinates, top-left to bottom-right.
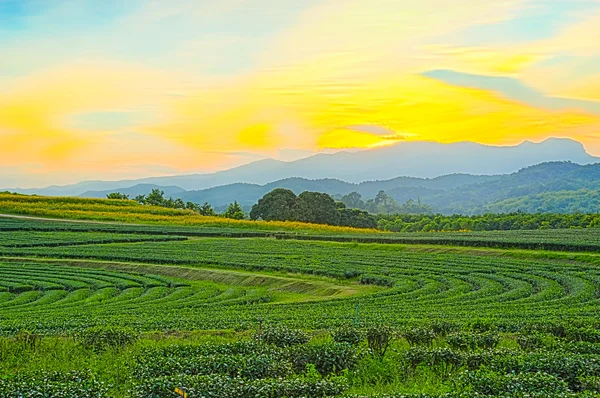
{"left": 4, "top": 0, "right": 600, "bottom": 186}
{"left": 424, "top": 69, "right": 600, "bottom": 115}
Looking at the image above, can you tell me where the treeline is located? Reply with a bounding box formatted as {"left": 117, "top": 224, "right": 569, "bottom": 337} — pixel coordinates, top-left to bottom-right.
{"left": 109, "top": 188, "right": 600, "bottom": 231}
{"left": 378, "top": 212, "right": 600, "bottom": 232}
{"left": 108, "top": 190, "right": 245, "bottom": 220}
{"left": 338, "top": 190, "right": 433, "bottom": 214}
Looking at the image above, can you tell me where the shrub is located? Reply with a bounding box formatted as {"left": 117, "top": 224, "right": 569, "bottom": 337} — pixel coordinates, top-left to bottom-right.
{"left": 446, "top": 332, "right": 499, "bottom": 351}
{"left": 403, "top": 327, "right": 436, "bottom": 347}
{"left": 332, "top": 326, "right": 363, "bottom": 346}
{"left": 367, "top": 326, "right": 395, "bottom": 359}
{"left": 0, "top": 370, "right": 108, "bottom": 397}
{"left": 430, "top": 321, "right": 459, "bottom": 337}
{"left": 132, "top": 374, "right": 348, "bottom": 398}
{"left": 257, "top": 327, "right": 309, "bottom": 348}
{"left": 565, "top": 327, "right": 600, "bottom": 343}
{"left": 287, "top": 342, "right": 361, "bottom": 376}
{"left": 78, "top": 326, "right": 139, "bottom": 352}
{"left": 460, "top": 370, "right": 570, "bottom": 396}
{"left": 516, "top": 333, "right": 548, "bottom": 351}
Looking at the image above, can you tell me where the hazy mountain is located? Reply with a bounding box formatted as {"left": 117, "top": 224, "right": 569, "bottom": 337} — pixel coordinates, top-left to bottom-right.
{"left": 4, "top": 138, "right": 597, "bottom": 196}
{"left": 173, "top": 162, "right": 600, "bottom": 215}
{"left": 76, "top": 161, "right": 600, "bottom": 215}
{"left": 171, "top": 174, "right": 497, "bottom": 208}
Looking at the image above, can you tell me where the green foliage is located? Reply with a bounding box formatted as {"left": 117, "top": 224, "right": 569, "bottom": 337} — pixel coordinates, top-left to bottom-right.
{"left": 258, "top": 327, "right": 309, "bottom": 348}
{"left": 14, "top": 331, "right": 41, "bottom": 351}
{"left": 446, "top": 332, "right": 500, "bottom": 351}
{"left": 460, "top": 370, "right": 571, "bottom": 396}
{"left": 250, "top": 188, "right": 298, "bottom": 221}
{"left": 287, "top": 342, "right": 361, "bottom": 376}
{"left": 250, "top": 188, "right": 377, "bottom": 227}
{"left": 332, "top": 326, "right": 363, "bottom": 346}
{"left": 367, "top": 326, "right": 395, "bottom": 359}
{"left": 378, "top": 212, "right": 600, "bottom": 233}
{"left": 133, "top": 343, "right": 291, "bottom": 380}
{"left": 565, "top": 327, "right": 600, "bottom": 344}
{"left": 131, "top": 374, "right": 348, "bottom": 398}
{"left": 106, "top": 192, "right": 129, "bottom": 200}
{"left": 78, "top": 326, "right": 139, "bottom": 352}
{"left": 516, "top": 333, "right": 549, "bottom": 351}
{"left": 403, "top": 327, "right": 436, "bottom": 347}
{"left": 222, "top": 201, "right": 245, "bottom": 220}
{"left": 0, "top": 370, "right": 109, "bottom": 397}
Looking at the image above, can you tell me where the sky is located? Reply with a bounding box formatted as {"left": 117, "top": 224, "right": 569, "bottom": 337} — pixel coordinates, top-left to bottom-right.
{"left": 1, "top": 0, "right": 600, "bottom": 187}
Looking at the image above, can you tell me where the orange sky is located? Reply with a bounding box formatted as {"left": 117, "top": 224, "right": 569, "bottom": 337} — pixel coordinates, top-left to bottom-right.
{"left": 1, "top": 0, "right": 600, "bottom": 187}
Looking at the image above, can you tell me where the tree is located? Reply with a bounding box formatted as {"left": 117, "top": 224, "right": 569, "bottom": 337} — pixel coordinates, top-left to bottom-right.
{"left": 250, "top": 188, "right": 298, "bottom": 221}
{"left": 173, "top": 198, "right": 185, "bottom": 209}
{"left": 106, "top": 192, "right": 129, "bottom": 200}
{"left": 134, "top": 194, "right": 146, "bottom": 204}
{"left": 339, "top": 208, "right": 377, "bottom": 229}
{"left": 199, "top": 202, "right": 216, "bottom": 216}
{"left": 145, "top": 189, "right": 166, "bottom": 206}
{"left": 296, "top": 191, "right": 340, "bottom": 225}
{"left": 375, "top": 190, "right": 390, "bottom": 206}
{"left": 223, "top": 201, "right": 245, "bottom": 220}
{"left": 341, "top": 192, "right": 364, "bottom": 209}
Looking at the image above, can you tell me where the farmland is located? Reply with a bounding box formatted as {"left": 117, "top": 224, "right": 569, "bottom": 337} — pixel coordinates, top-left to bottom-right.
{"left": 2, "top": 213, "right": 600, "bottom": 396}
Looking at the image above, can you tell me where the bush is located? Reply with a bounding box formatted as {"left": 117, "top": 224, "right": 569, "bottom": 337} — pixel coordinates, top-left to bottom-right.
{"left": 446, "top": 332, "right": 499, "bottom": 351}
{"left": 430, "top": 321, "right": 459, "bottom": 337}
{"left": 516, "top": 333, "right": 548, "bottom": 351}
{"left": 132, "top": 374, "right": 348, "bottom": 398}
{"left": 287, "top": 342, "right": 361, "bottom": 376}
{"left": 0, "top": 370, "right": 108, "bottom": 397}
{"left": 332, "top": 326, "right": 363, "bottom": 346}
{"left": 257, "top": 327, "right": 309, "bottom": 348}
{"left": 360, "top": 274, "right": 395, "bottom": 287}
{"left": 78, "top": 326, "right": 139, "bottom": 352}
{"left": 134, "top": 352, "right": 292, "bottom": 380}
{"left": 403, "top": 347, "right": 464, "bottom": 376}
{"left": 460, "top": 370, "right": 570, "bottom": 396}
{"left": 367, "top": 326, "right": 395, "bottom": 359}
{"left": 565, "top": 327, "right": 600, "bottom": 343}
{"left": 403, "top": 327, "right": 436, "bottom": 347}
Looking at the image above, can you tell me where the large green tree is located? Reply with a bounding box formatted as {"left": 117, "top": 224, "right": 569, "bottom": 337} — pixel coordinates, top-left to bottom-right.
{"left": 250, "top": 188, "right": 298, "bottom": 221}
{"left": 296, "top": 191, "right": 340, "bottom": 225}
{"left": 341, "top": 192, "right": 364, "bottom": 209}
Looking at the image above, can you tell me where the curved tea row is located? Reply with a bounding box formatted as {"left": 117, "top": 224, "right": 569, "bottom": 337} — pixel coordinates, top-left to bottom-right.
{"left": 1, "top": 238, "right": 599, "bottom": 333}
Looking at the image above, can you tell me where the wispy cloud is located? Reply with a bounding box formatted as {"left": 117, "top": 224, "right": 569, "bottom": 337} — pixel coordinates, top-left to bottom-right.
{"left": 1, "top": 0, "right": 600, "bottom": 186}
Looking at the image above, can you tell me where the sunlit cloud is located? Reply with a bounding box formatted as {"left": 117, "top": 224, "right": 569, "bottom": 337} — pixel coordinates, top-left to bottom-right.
{"left": 1, "top": 0, "right": 600, "bottom": 186}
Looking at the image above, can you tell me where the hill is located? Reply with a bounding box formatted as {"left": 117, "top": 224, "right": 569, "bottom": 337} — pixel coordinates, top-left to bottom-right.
{"left": 111, "top": 162, "right": 600, "bottom": 215}
{"left": 5, "top": 138, "right": 597, "bottom": 196}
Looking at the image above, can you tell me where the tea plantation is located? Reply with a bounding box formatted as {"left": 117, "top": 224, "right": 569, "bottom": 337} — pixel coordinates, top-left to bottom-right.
{"left": 2, "top": 217, "right": 600, "bottom": 397}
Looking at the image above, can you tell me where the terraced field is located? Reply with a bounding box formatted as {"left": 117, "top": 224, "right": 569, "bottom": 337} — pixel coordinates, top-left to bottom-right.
{"left": 3, "top": 217, "right": 600, "bottom": 397}
{"left": 2, "top": 223, "right": 600, "bottom": 333}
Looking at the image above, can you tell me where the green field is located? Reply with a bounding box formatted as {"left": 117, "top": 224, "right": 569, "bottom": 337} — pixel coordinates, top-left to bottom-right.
{"left": 2, "top": 216, "right": 600, "bottom": 396}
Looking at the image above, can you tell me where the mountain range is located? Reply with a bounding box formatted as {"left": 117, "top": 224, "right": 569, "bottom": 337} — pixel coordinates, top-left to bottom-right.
{"left": 5, "top": 138, "right": 600, "bottom": 214}
{"left": 5, "top": 138, "right": 597, "bottom": 196}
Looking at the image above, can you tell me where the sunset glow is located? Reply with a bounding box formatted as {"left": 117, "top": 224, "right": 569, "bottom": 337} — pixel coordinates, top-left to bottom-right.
{"left": 1, "top": 0, "right": 600, "bottom": 187}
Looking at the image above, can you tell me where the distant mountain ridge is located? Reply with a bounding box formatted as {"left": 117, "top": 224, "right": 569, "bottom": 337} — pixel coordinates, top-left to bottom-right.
{"left": 5, "top": 138, "right": 597, "bottom": 197}
{"left": 85, "top": 161, "right": 600, "bottom": 215}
